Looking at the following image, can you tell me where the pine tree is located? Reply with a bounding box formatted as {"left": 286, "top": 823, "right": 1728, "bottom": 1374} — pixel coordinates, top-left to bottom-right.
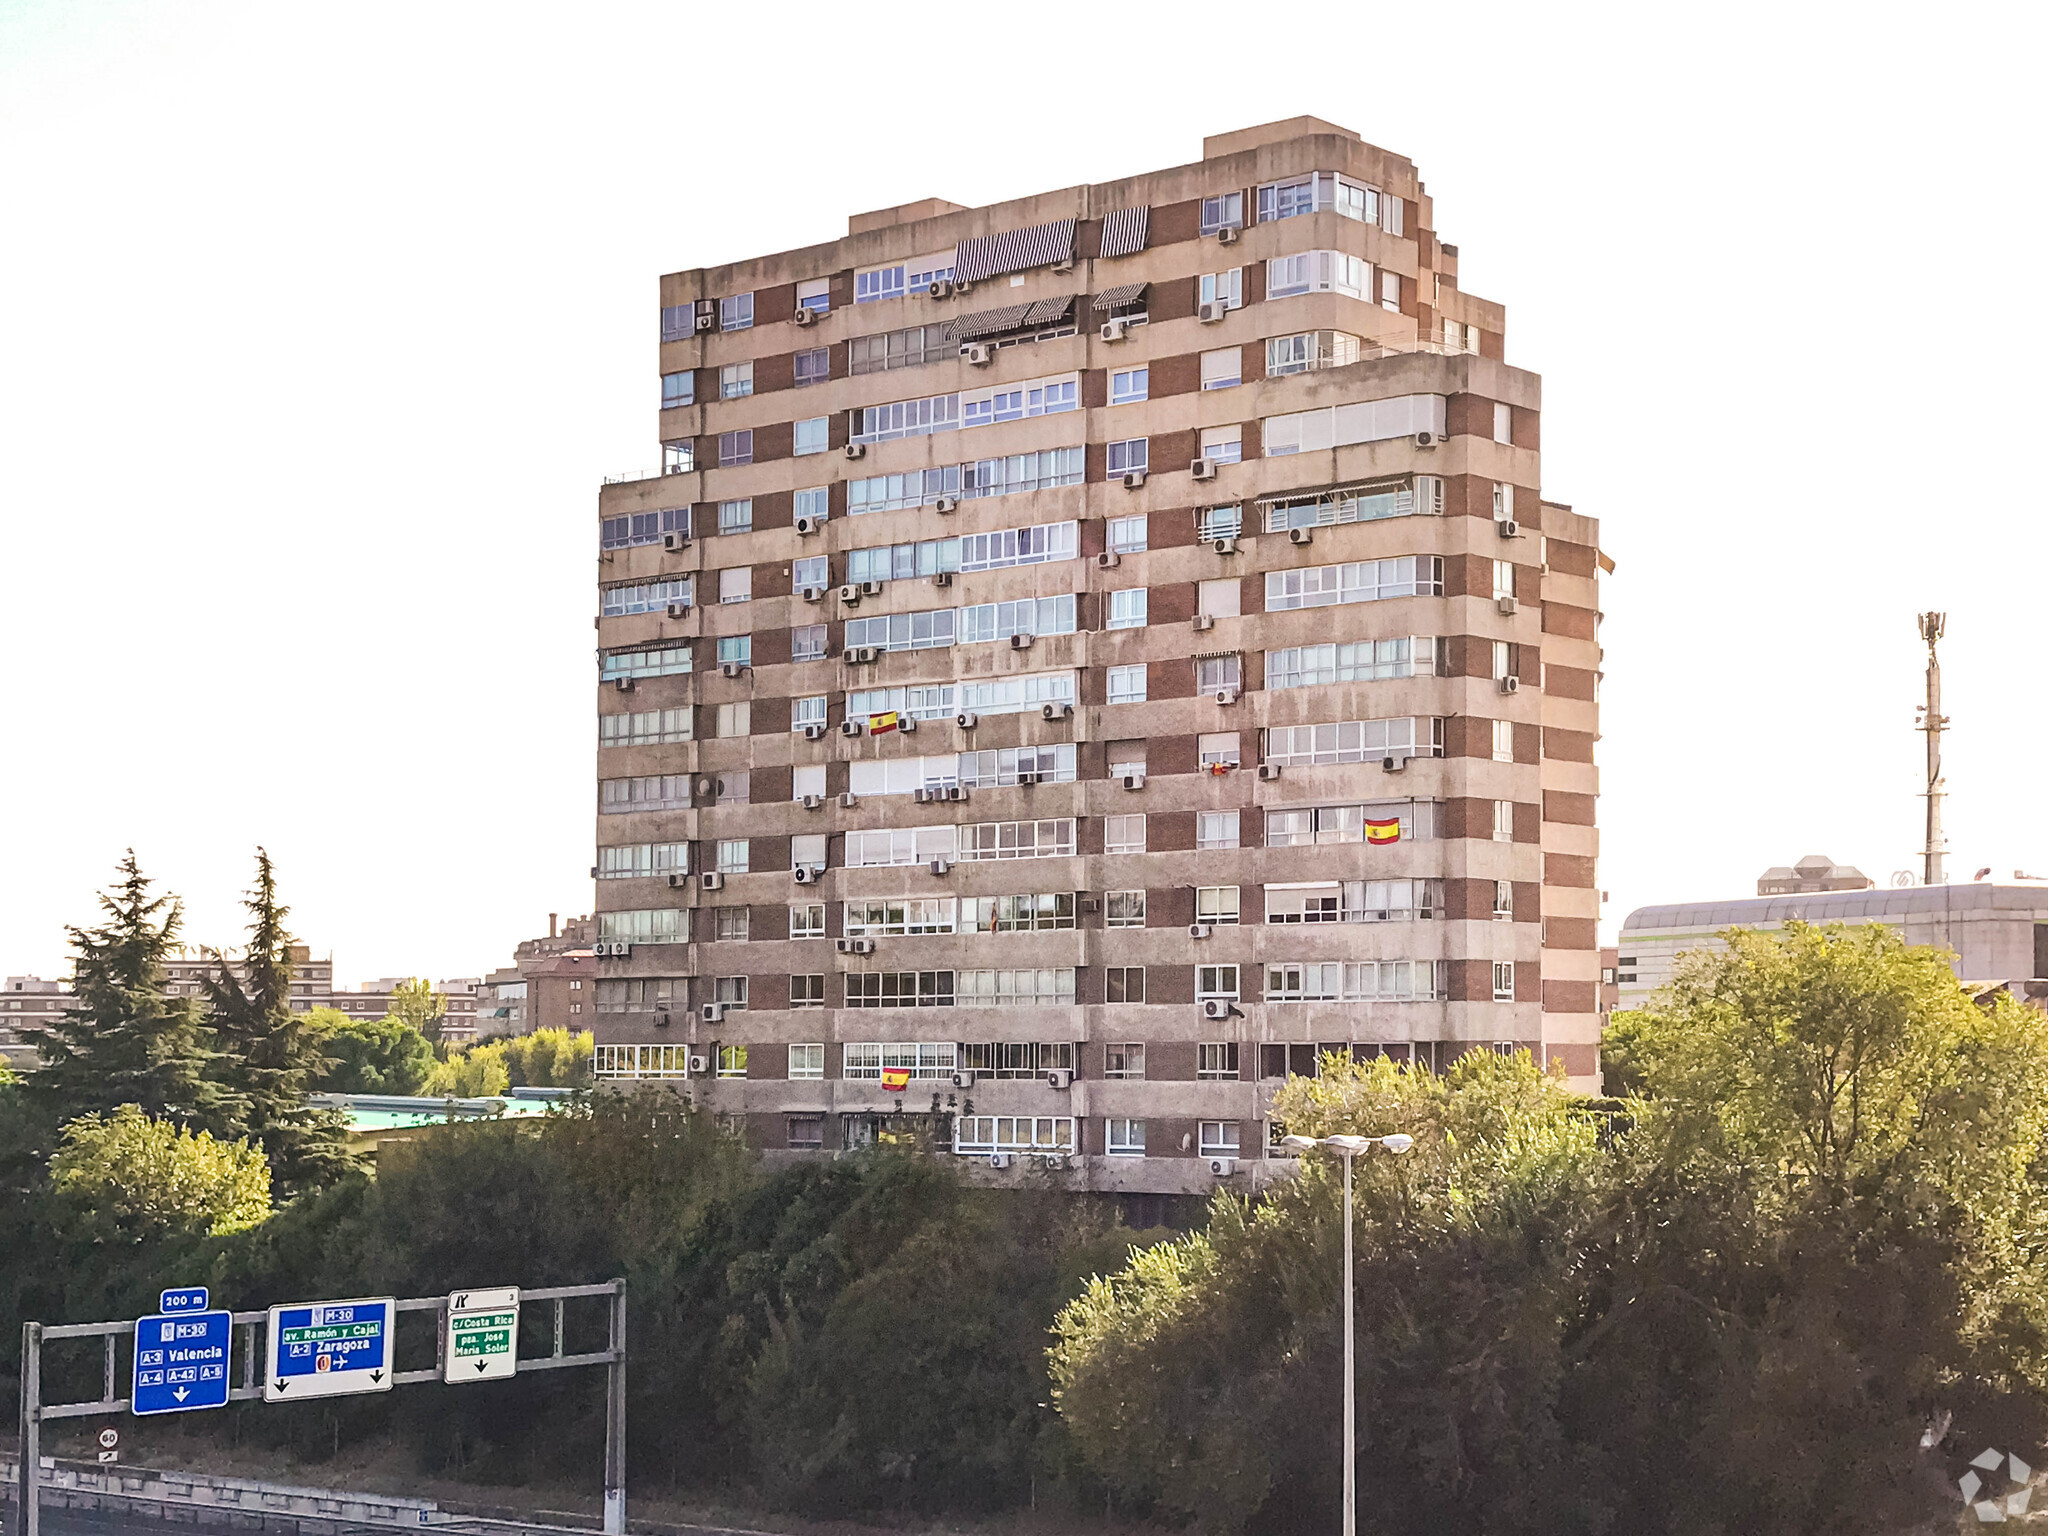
{"left": 202, "top": 849, "right": 361, "bottom": 1194}
{"left": 24, "top": 851, "right": 244, "bottom": 1136}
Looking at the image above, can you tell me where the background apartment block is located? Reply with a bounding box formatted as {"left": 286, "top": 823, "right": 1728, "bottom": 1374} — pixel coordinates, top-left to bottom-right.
{"left": 589, "top": 117, "right": 1607, "bottom": 1192}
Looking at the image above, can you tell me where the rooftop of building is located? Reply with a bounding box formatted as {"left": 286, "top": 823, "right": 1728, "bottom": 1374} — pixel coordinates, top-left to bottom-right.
{"left": 1623, "top": 880, "right": 2048, "bottom": 935}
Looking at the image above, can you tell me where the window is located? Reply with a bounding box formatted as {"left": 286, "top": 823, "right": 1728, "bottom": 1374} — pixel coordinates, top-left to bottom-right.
{"left": 960, "top": 893, "right": 1075, "bottom": 933}
{"left": 1107, "top": 664, "right": 1147, "bottom": 704}
{"left": 1104, "top": 1043, "right": 1146, "bottom": 1079}
{"left": 1196, "top": 886, "right": 1240, "bottom": 925}
{"left": 1197, "top": 967, "right": 1240, "bottom": 1002}
{"left": 716, "top": 840, "right": 750, "bottom": 874}
{"left": 794, "top": 417, "right": 829, "bottom": 456}
{"left": 957, "top": 519, "right": 1079, "bottom": 572}
{"left": 597, "top": 909, "right": 685, "bottom": 947}
{"left": 1197, "top": 504, "right": 1243, "bottom": 541}
{"left": 1263, "top": 477, "right": 1441, "bottom": 534}
{"left": 1258, "top": 171, "right": 1378, "bottom": 225}
{"left": 1196, "top": 654, "right": 1242, "bottom": 694}
{"left": 1494, "top": 402, "right": 1513, "bottom": 443}
{"left": 601, "top": 644, "right": 692, "bottom": 681}
{"left": 953, "top": 1116, "right": 1075, "bottom": 1156}
{"left": 713, "top": 906, "right": 749, "bottom": 943}
{"left": 790, "top": 903, "right": 825, "bottom": 939}
{"left": 786, "top": 1115, "right": 823, "bottom": 1149}
{"left": 1264, "top": 880, "right": 1442, "bottom": 924}
{"left": 1198, "top": 810, "right": 1239, "bottom": 850}
{"left": 1264, "top": 393, "right": 1446, "bottom": 457}
{"left": 1198, "top": 732, "right": 1241, "bottom": 769}
{"left": 1264, "top": 717, "right": 1442, "bottom": 767}
{"left": 1199, "top": 268, "right": 1242, "bottom": 308}
{"left": 718, "top": 567, "right": 752, "bottom": 604}
{"left": 600, "top": 507, "right": 686, "bottom": 551}
{"left": 596, "top": 843, "right": 688, "bottom": 879}
{"left": 1202, "top": 349, "right": 1241, "bottom": 392}
{"left": 715, "top": 771, "right": 749, "bottom": 805}
{"left": 1494, "top": 800, "right": 1515, "bottom": 842}
{"left": 1264, "top": 961, "right": 1448, "bottom": 1002}
{"left": 1106, "top": 438, "right": 1148, "bottom": 476}
{"left": 1108, "top": 515, "right": 1148, "bottom": 553}
{"left": 720, "top": 361, "right": 753, "bottom": 399}
{"left": 718, "top": 429, "right": 752, "bottom": 466}
{"left": 956, "top": 818, "right": 1076, "bottom": 861}
{"left": 845, "top": 974, "right": 960, "bottom": 1011}
{"left": 1492, "top": 640, "right": 1514, "bottom": 681}
{"left": 952, "top": 970, "right": 1077, "bottom": 1007}
{"left": 713, "top": 977, "right": 748, "bottom": 1014}
{"left": 1110, "top": 367, "right": 1149, "bottom": 405}
{"left": 1105, "top": 890, "right": 1146, "bottom": 929}
{"left": 849, "top": 323, "right": 953, "bottom": 374}
{"left": 854, "top": 390, "right": 961, "bottom": 443}
{"left": 719, "top": 293, "right": 753, "bottom": 331}
{"left": 710, "top": 499, "right": 750, "bottom": 537}
{"left": 1266, "top": 329, "right": 1361, "bottom": 376}
{"left": 791, "top": 763, "right": 824, "bottom": 801}
{"left": 845, "top": 897, "right": 958, "bottom": 937}
{"left": 1106, "top": 967, "right": 1146, "bottom": 1004}
{"left": 595, "top": 1043, "right": 688, "bottom": 1078}
{"left": 1197, "top": 578, "right": 1240, "bottom": 619}
{"left": 602, "top": 577, "right": 692, "bottom": 617}
{"left": 844, "top": 607, "right": 958, "bottom": 654}
{"left": 1106, "top": 1118, "right": 1146, "bottom": 1157}
{"left": 1104, "top": 815, "right": 1146, "bottom": 855}
{"left": 1266, "top": 638, "right": 1439, "bottom": 689}
{"left": 659, "top": 305, "right": 691, "bottom": 342}
{"left": 1494, "top": 881, "right": 1514, "bottom": 921}
{"left": 846, "top": 826, "right": 959, "bottom": 867}
{"left": 1197, "top": 1042, "right": 1239, "bottom": 1079}
{"left": 663, "top": 440, "right": 694, "bottom": 473}
{"left": 796, "top": 278, "right": 830, "bottom": 315}
{"left": 1266, "top": 250, "right": 1371, "bottom": 301}
{"left": 1107, "top": 589, "right": 1148, "bottom": 630}
{"left": 791, "top": 834, "right": 826, "bottom": 873}
{"left": 792, "top": 556, "right": 829, "bottom": 593}
{"left": 599, "top": 708, "right": 693, "bottom": 747}
{"left": 793, "top": 695, "right": 827, "bottom": 731}
{"left": 1199, "top": 1122, "right": 1240, "bottom": 1158}
{"left": 715, "top": 701, "right": 751, "bottom": 737}
{"left": 1200, "top": 426, "right": 1242, "bottom": 466}
{"left": 1200, "top": 192, "right": 1244, "bottom": 233}
{"left": 661, "top": 371, "right": 694, "bottom": 409}
{"left": 596, "top": 977, "right": 679, "bottom": 1012}
{"left": 955, "top": 743, "right": 1077, "bottom": 787}
{"left": 790, "top": 624, "right": 827, "bottom": 662}
{"left": 791, "top": 347, "right": 829, "bottom": 389}
{"left": 794, "top": 486, "right": 830, "bottom": 525}
{"left": 1109, "top": 741, "right": 1146, "bottom": 779}
{"left": 962, "top": 445, "right": 1085, "bottom": 499}
{"left": 1265, "top": 800, "right": 1439, "bottom": 847}
{"left": 1493, "top": 559, "right": 1517, "bottom": 601}
{"left": 1381, "top": 270, "right": 1402, "bottom": 311}
{"left": 1264, "top": 556, "right": 1444, "bottom": 611}
{"left": 1494, "top": 962, "right": 1515, "bottom": 1002}
{"left": 958, "top": 594, "right": 1076, "bottom": 645}
{"left": 600, "top": 776, "right": 690, "bottom": 813}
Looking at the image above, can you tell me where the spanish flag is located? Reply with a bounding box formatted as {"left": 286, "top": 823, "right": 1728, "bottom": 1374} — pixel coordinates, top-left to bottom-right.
{"left": 870, "top": 711, "right": 900, "bottom": 735}
{"left": 879, "top": 1067, "right": 911, "bottom": 1092}
{"left": 1365, "top": 817, "right": 1402, "bottom": 845}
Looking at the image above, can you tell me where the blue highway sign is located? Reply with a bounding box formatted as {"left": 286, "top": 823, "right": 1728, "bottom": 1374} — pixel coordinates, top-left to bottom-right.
{"left": 264, "top": 1297, "right": 395, "bottom": 1401}
{"left": 132, "top": 1307, "right": 231, "bottom": 1416}
{"left": 159, "top": 1287, "right": 209, "bottom": 1314}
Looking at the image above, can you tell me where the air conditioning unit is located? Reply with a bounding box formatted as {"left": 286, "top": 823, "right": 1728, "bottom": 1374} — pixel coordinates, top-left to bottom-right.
{"left": 987, "top": 1153, "right": 1013, "bottom": 1170}
{"left": 666, "top": 601, "right": 691, "bottom": 619}
{"left": 800, "top": 792, "right": 824, "bottom": 808}
{"left": 795, "top": 516, "right": 820, "bottom": 536}
{"left": 700, "top": 871, "right": 724, "bottom": 891}
{"left": 1016, "top": 771, "right": 1041, "bottom": 786}
{"left": 1288, "top": 527, "right": 1313, "bottom": 546}
{"left": 1192, "top": 614, "right": 1215, "bottom": 632}
{"left": 1211, "top": 536, "right": 1239, "bottom": 555}
{"left": 593, "top": 940, "right": 632, "bottom": 957}
{"left": 838, "top": 791, "right": 859, "bottom": 808}
{"left": 914, "top": 787, "right": 937, "bottom": 804}
{"left": 1011, "top": 633, "right": 1034, "bottom": 652}
{"left": 793, "top": 866, "right": 817, "bottom": 885}
{"left": 963, "top": 344, "right": 994, "bottom": 367}
{"left": 953, "top": 1069, "right": 978, "bottom": 1088}
{"left": 1499, "top": 675, "right": 1521, "bottom": 694}
{"left": 955, "top": 711, "right": 978, "bottom": 729}
{"left": 850, "top": 646, "right": 881, "bottom": 664}
{"left": 1198, "top": 301, "right": 1229, "bottom": 324}
{"left": 1045, "top": 1069, "right": 1074, "bottom": 1091}
{"left": 1096, "top": 551, "right": 1121, "bottom": 568}
{"left": 1215, "top": 687, "right": 1240, "bottom": 705}
{"left": 954, "top": 281, "right": 973, "bottom": 296}
{"left": 928, "top": 859, "right": 953, "bottom": 875}
{"left": 693, "top": 311, "right": 715, "bottom": 333}
{"left": 613, "top": 676, "right": 635, "bottom": 692}
{"left": 934, "top": 496, "right": 959, "bottom": 513}
{"left": 1042, "top": 701, "right": 1072, "bottom": 720}
{"left": 801, "top": 585, "right": 826, "bottom": 602}
{"left": 803, "top": 723, "right": 827, "bottom": 741}
{"left": 899, "top": 716, "right": 917, "bottom": 733}
{"left": 1188, "top": 923, "right": 1213, "bottom": 939}
{"left": 1497, "top": 518, "right": 1520, "bottom": 539}
{"left": 1121, "top": 470, "right": 1147, "bottom": 490}
{"left": 838, "top": 719, "right": 861, "bottom": 737}
{"left": 652, "top": 1009, "right": 671, "bottom": 1028}
{"left": 1041, "top": 1151, "right": 1069, "bottom": 1171}
{"left": 837, "top": 582, "right": 860, "bottom": 605}
{"left": 1079, "top": 896, "right": 1100, "bottom": 913}
{"left": 793, "top": 306, "right": 817, "bottom": 327}
{"left": 699, "top": 1003, "right": 724, "bottom": 1023}
{"left": 1216, "top": 226, "right": 1240, "bottom": 246}
{"left": 589, "top": 864, "right": 599, "bottom": 878}
{"left": 1100, "top": 318, "right": 1129, "bottom": 342}
{"left": 666, "top": 873, "right": 685, "bottom": 889}
{"left": 1497, "top": 595, "right": 1518, "bottom": 615}
{"left": 849, "top": 939, "right": 876, "bottom": 955}
{"left": 1121, "top": 773, "right": 1145, "bottom": 791}
{"left": 687, "top": 1052, "right": 708, "bottom": 1074}
{"left": 944, "top": 785, "right": 967, "bottom": 801}
{"left": 835, "top": 938, "right": 856, "bottom": 954}
{"left": 1414, "top": 431, "right": 1438, "bottom": 449}
{"left": 932, "top": 571, "right": 952, "bottom": 587}
{"left": 662, "top": 531, "right": 689, "bottom": 551}
{"left": 1190, "top": 457, "right": 1217, "bottom": 480}
{"left": 843, "top": 442, "right": 866, "bottom": 461}
{"left": 928, "top": 279, "right": 954, "bottom": 299}
{"left": 1382, "top": 754, "right": 1409, "bottom": 773}
{"left": 1208, "top": 1157, "right": 1239, "bottom": 1177}
{"left": 719, "top": 661, "right": 743, "bottom": 678}
{"left": 1201, "top": 999, "right": 1235, "bottom": 1021}
{"left": 1257, "top": 763, "right": 1282, "bottom": 782}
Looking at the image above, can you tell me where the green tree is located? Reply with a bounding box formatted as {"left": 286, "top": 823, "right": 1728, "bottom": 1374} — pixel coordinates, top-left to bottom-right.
{"left": 202, "top": 849, "right": 358, "bottom": 1193}
{"left": 422, "top": 1042, "right": 510, "bottom": 1098}
{"left": 310, "top": 1008, "right": 435, "bottom": 1095}
{"left": 23, "top": 852, "right": 243, "bottom": 1138}
{"left": 49, "top": 1104, "right": 272, "bottom": 1240}
{"left": 499, "top": 1028, "right": 594, "bottom": 1087}
{"left": 385, "top": 977, "right": 447, "bottom": 1042}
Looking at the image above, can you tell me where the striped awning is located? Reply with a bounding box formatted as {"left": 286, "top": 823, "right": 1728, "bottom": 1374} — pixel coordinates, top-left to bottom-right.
{"left": 1092, "top": 281, "right": 1149, "bottom": 312}
{"left": 1098, "top": 206, "right": 1150, "bottom": 258}
{"left": 1022, "top": 296, "right": 1074, "bottom": 327}
{"left": 947, "top": 296, "right": 1075, "bottom": 342}
{"left": 953, "top": 218, "right": 1076, "bottom": 283}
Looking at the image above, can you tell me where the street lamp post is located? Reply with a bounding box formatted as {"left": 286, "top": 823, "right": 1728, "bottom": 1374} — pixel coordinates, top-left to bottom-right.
{"left": 1281, "top": 1131, "right": 1415, "bottom": 1536}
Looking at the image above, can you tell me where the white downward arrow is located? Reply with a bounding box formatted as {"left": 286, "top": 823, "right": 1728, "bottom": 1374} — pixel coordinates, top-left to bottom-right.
{"left": 172, "top": 1388, "right": 188, "bottom": 1402}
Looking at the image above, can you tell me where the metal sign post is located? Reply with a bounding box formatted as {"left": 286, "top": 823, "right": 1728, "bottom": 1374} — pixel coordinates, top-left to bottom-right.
{"left": 12, "top": 1280, "right": 624, "bottom": 1536}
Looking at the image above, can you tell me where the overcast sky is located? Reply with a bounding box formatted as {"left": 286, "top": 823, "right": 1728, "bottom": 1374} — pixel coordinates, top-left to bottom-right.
{"left": 3, "top": 1, "right": 2042, "bottom": 984}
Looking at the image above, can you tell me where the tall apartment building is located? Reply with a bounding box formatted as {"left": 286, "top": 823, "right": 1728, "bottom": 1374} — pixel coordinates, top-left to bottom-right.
{"left": 589, "top": 117, "right": 1608, "bottom": 1191}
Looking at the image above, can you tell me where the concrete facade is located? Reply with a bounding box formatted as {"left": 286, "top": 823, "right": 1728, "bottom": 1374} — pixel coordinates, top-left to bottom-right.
{"left": 589, "top": 118, "right": 1607, "bottom": 1192}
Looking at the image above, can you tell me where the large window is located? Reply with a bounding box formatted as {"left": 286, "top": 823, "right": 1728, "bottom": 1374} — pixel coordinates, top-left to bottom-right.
{"left": 594, "top": 1044, "right": 689, "bottom": 1079}
{"left": 1264, "top": 880, "right": 1443, "bottom": 923}
{"left": 849, "top": 323, "right": 953, "bottom": 374}
{"left": 1106, "top": 966, "right": 1145, "bottom": 1003}
{"left": 845, "top": 897, "right": 957, "bottom": 936}
{"left": 956, "top": 819, "right": 1076, "bottom": 861}
{"left": 1257, "top": 171, "right": 1382, "bottom": 225}
{"left": 1267, "top": 638, "right": 1442, "bottom": 688}
{"left": 956, "top": 743, "right": 1076, "bottom": 787}
{"left": 597, "top": 909, "right": 685, "bottom": 946}
{"left": 1262, "top": 477, "right": 1443, "bottom": 533}
{"left": 714, "top": 840, "right": 750, "bottom": 873}
{"left": 845, "top": 974, "right": 958, "bottom": 1010}
{"left": 595, "top": 978, "right": 679, "bottom": 1012}
{"left": 961, "top": 893, "right": 1076, "bottom": 932}
{"left": 1263, "top": 393, "right": 1447, "bottom": 457}
{"left": 1267, "top": 329, "right": 1361, "bottom": 376}
{"left": 845, "top": 608, "right": 956, "bottom": 653}
{"left": 599, "top": 776, "right": 689, "bottom": 813}
{"left": 960, "top": 373, "right": 1080, "bottom": 427}
{"left": 955, "top": 970, "right": 1077, "bottom": 1007}
{"left": 1199, "top": 268, "right": 1242, "bottom": 308}
{"left": 1265, "top": 800, "right": 1439, "bottom": 846}
{"left": 845, "top": 826, "right": 958, "bottom": 867}
{"left": 959, "top": 594, "right": 1076, "bottom": 645}
{"left": 602, "top": 578, "right": 692, "bottom": 618}
{"left": 600, "top": 645, "right": 692, "bottom": 681}
{"left": 853, "top": 391, "right": 960, "bottom": 444}
{"left": 1201, "top": 348, "right": 1242, "bottom": 391}
{"left": 1199, "top": 1122, "right": 1241, "bottom": 1158}
{"left": 1264, "top": 717, "right": 1443, "bottom": 767}
{"left": 1196, "top": 886, "right": 1240, "bottom": 925}
{"left": 953, "top": 1117, "right": 1074, "bottom": 1155}
{"left": 1266, "top": 251, "right": 1371, "bottom": 300}
{"left": 1104, "top": 1043, "right": 1146, "bottom": 1079}
{"left": 601, "top": 506, "right": 686, "bottom": 551}
{"left": 596, "top": 843, "right": 688, "bottom": 879}
{"left": 1107, "top": 665, "right": 1146, "bottom": 704}
{"left": 844, "top": 1040, "right": 957, "bottom": 1075}
{"left": 599, "top": 708, "right": 691, "bottom": 747}
{"left": 1264, "top": 961, "right": 1448, "bottom": 1002}
{"left": 1265, "top": 557, "right": 1444, "bottom": 611}
{"left": 1108, "top": 515, "right": 1148, "bottom": 553}
{"left": 964, "top": 446, "right": 1085, "bottom": 498}
{"left": 790, "top": 903, "right": 825, "bottom": 939}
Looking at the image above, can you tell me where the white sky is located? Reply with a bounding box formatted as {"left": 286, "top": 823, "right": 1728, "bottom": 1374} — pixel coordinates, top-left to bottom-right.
{"left": 3, "top": 1, "right": 2044, "bottom": 983}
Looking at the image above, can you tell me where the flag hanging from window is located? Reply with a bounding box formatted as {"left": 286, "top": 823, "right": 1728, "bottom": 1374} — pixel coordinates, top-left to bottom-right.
{"left": 879, "top": 1067, "right": 911, "bottom": 1091}
{"left": 869, "top": 711, "right": 900, "bottom": 734}
{"left": 1365, "top": 817, "right": 1402, "bottom": 845}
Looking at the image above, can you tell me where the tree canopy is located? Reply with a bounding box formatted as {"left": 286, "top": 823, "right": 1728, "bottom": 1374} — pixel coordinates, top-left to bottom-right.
{"left": 310, "top": 1008, "right": 435, "bottom": 1095}
{"left": 48, "top": 1104, "right": 272, "bottom": 1241}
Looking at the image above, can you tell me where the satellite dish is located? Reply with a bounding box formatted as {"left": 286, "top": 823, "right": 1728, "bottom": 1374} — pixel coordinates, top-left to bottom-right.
{"left": 1891, "top": 871, "right": 1917, "bottom": 888}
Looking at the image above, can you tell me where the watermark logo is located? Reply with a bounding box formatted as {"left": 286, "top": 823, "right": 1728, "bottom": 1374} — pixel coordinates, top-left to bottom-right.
{"left": 1961, "top": 1447, "right": 2033, "bottom": 1523}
